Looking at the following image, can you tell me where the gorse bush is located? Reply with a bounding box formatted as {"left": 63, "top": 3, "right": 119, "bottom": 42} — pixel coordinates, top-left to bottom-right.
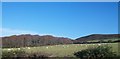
{"left": 74, "top": 46, "right": 117, "bottom": 59}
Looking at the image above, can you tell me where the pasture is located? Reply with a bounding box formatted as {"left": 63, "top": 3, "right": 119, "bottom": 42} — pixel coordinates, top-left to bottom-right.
{"left": 2, "top": 43, "right": 119, "bottom": 57}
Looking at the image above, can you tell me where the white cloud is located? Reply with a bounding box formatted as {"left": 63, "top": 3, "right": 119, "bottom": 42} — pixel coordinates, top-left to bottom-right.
{"left": 0, "top": 28, "right": 38, "bottom": 37}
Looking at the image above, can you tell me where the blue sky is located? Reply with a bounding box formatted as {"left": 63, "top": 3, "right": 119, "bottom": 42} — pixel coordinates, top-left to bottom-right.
{"left": 2, "top": 2, "right": 118, "bottom": 39}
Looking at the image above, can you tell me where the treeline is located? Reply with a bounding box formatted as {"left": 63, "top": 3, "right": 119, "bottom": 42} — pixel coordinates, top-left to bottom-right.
{"left": 2, "top": 34, "right": 120, "bottom": 48}
{"left": 73, "top": 40, "right": 120, "bottom": 44}
{"left": 2, "top": 34, "right": 73, "bottom": 48}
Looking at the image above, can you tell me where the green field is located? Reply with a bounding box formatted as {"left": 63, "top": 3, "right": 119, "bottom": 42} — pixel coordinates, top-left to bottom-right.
{"left": 2, "top": 43, "right": 120, "bottom": 57}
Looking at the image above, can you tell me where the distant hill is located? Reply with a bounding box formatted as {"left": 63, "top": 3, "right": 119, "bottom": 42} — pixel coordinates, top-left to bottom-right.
{"left": 2, "top": 34, "right": 120, "bottom": 48}
{"left": 2, "top": 34, "right": 73, "bottom": 48}
{"left": 74, "top": 34, "right": 120, "bottom": 43}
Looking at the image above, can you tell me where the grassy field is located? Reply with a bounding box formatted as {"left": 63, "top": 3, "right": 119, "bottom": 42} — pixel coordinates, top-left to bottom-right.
{"left": 2, "top": 43, "right": 120, "bottom": 57}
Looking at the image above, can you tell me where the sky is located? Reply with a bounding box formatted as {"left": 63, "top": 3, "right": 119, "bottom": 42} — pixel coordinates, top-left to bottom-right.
{"left": 1, "top": 2, "right": 118, "bottom": 39}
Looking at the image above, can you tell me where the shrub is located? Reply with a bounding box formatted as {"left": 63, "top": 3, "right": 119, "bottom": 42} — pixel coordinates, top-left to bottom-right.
{"left": 74, "top": 46, "right": 117, "bottom": 59}
{"left": 2, "top": 48, "right": 51, "bottom": 59}
{"left": 108, "top": 40, "right": 113, "bottom": 43}
{"left": 27, "top": 52, "right": 51, "bottom": 58}
{"left": 2, "top": 49, "right": 26, "bottom": 59}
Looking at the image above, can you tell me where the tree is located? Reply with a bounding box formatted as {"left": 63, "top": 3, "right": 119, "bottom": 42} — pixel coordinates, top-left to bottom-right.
{"left": 108, "top": 40, "right": 113, "bottom": 43}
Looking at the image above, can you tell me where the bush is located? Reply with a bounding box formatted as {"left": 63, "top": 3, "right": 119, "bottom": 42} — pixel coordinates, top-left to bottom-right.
{"left": 74, "top": 46, "right": 117, "bottom": 59}
{"left": 2, "top": 48, "right": 51, "bottom": 59}
{"left": 27, "top": 52, "right": 51, "bottom": 58}
{"left": 2, "top": 49, "right": 25, "bottom": 58}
